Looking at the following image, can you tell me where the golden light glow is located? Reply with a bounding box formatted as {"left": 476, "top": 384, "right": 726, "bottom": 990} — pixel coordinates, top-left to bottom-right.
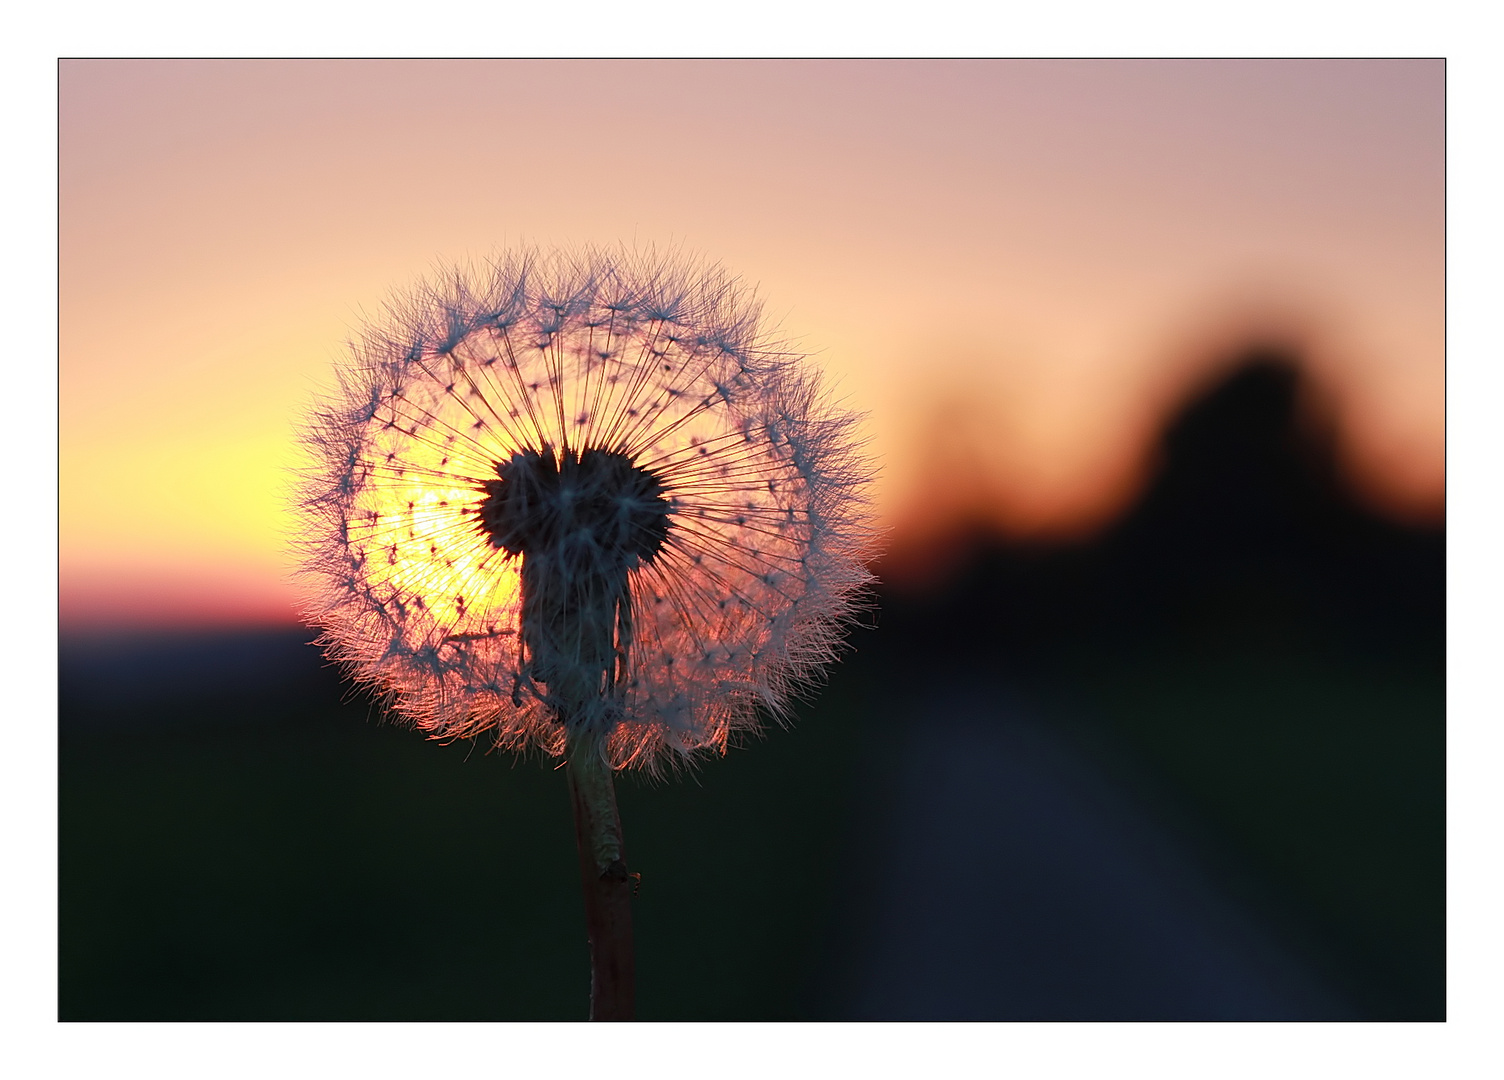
{"left": 354, "top": 468, "right": 523, "bottom": 641}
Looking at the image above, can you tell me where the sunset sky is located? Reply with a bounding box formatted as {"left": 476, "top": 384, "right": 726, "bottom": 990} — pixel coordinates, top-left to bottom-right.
{"left": 59, "top": 59, "right": 1443, "bottom": 628}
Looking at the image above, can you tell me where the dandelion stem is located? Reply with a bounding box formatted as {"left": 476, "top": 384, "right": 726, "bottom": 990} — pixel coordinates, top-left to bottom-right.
{"left": 564, "top": 727, "right": 636, "bottom": 1021}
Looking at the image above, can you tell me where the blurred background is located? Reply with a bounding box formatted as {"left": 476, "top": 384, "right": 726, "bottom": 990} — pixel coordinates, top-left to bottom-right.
{"left": 59, "top": 59, "right": 1443, "bottom": 1020}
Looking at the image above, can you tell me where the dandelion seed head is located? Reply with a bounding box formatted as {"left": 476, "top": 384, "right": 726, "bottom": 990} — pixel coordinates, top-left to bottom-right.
{"left": 295, "top": 246, "right": 875, "bottom": 771}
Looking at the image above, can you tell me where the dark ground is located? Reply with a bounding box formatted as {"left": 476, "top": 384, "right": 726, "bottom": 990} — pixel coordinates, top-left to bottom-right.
{"left": 59, "top": 350, "right": 1443, "bottom": 1020}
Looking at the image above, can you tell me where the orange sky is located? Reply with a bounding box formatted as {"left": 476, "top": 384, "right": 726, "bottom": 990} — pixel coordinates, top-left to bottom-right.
{"left": 59, "top": 59, "right": 1443, "bottom": 629}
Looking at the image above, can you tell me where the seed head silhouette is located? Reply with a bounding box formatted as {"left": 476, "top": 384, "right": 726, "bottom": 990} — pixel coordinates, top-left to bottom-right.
{"left": 296, "top": 247, "right": 875, "bottom": 773}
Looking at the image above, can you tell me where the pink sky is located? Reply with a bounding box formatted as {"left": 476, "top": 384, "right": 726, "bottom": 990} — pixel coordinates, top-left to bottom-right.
{"left": 59, "top": 59, "right": 1443, "bottom": 628}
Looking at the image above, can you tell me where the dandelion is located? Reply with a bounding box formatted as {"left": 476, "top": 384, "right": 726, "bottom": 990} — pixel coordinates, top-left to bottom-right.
{"left": 295, "top": 246, "right": 874, "bottom": 1019}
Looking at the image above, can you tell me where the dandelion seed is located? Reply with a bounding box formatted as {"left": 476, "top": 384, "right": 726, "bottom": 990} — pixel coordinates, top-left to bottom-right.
{"left": 293, "top": 246, "right": 875, "bottom": 1019}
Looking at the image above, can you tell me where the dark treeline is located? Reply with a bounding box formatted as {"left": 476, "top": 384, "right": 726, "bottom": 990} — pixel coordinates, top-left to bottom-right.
{"left": 877, "top": 350, "right": 1443, "bottom": 671}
